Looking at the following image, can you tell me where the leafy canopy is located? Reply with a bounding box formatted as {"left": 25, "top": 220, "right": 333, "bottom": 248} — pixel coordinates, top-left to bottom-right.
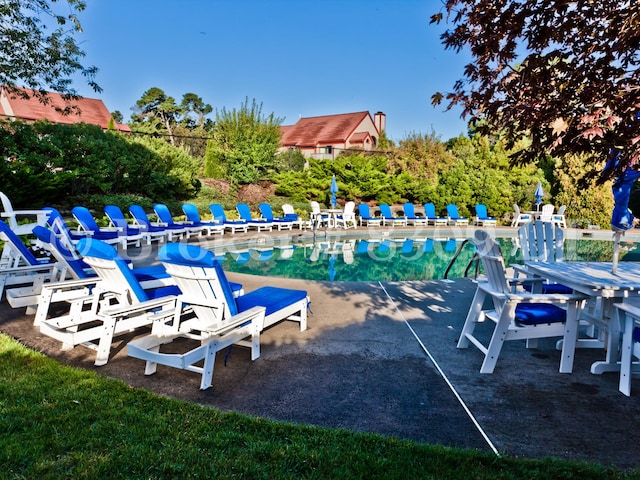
{"left": 0, "top": 0, "right": 100, "bottom": 106}
{"left": 431, "top": 1, "right": 640, "bottom": 180}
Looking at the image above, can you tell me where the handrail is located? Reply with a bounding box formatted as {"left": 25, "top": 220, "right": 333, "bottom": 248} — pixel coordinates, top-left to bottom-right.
{"left": 444, "top": 238, "right": 480, "bottom": 280}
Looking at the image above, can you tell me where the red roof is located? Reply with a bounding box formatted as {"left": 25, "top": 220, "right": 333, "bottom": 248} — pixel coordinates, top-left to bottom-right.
{"left": 0, "top": 86, "right": 130, "bottom": 133}
{"left": 281, "top": 111, "right": 373, "bottom": 147}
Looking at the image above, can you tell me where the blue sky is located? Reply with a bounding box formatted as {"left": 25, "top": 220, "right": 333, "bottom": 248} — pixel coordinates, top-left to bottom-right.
{"left": 73, "top": 0, "right": 472, "bottom": 142}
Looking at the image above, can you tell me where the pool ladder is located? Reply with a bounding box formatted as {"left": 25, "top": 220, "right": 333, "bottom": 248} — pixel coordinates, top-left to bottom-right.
{"left": 443, "top": 238, "right": 481, "bottom": 280}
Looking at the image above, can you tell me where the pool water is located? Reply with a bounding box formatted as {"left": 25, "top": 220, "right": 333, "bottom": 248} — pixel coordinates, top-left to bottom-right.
{"left": 217, "top": 236, "right": 638, "bottom": 282}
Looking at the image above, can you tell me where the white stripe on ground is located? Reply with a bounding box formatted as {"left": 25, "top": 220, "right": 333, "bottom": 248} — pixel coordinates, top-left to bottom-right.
{"left": 378, "top": 281, "right": 500, "bottom": 456}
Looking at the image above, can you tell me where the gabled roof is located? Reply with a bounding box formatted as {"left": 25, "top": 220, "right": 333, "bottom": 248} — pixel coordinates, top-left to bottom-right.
{"left": 281, "top": 111, "right": 374, "bottom": 147}
{"left": 0, "top": 86, "right": 130, "bottom": 133}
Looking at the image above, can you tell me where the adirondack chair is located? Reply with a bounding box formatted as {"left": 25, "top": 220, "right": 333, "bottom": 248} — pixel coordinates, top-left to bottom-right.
{"left": 511, "top": 204, "right": 532, "bottom": 227}
{"left": 127, "top": 243, "right": 309, "bottom": 389}
{"left": 457, "top": 229, "right": 586, "bottom": 373}
{"left": 334, "top": 201, "right": 357, "bottom": 229}
{"left": 38, "top": 238, "right": 180, "bottom": 366}
{"left": 0, "top": 191, "right": 48, "bottom": 236}
{"left": 281, "top": 204, "right": 307, "bottom": 229}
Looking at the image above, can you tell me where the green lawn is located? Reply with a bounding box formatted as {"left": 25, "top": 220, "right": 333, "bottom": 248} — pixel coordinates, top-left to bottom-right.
{"left": 0, "top": 334, "right": 634, "bottom": 479}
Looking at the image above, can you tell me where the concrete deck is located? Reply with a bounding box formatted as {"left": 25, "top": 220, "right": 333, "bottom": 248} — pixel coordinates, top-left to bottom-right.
{"left": 2, "top": 225, "right": 640, "bottom": 469}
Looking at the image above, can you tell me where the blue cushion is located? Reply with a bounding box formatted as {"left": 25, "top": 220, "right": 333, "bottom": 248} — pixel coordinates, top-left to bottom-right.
{"left": 515, "top": 303, "right": 566, "bottom": 325}
{"left": 236, "top": 286, "right": 307, "bottom": 317}
{"left": 145, "top": 285, "right": 181, "bottom": 300}
{"left": 523, "top": 283, "right": 573, "bottom": 294}
{"left": 633, "top": 326, "right": 640, "bottom": 343}
{"left": 0, "top": 219, "right": 41, "bottom": 265}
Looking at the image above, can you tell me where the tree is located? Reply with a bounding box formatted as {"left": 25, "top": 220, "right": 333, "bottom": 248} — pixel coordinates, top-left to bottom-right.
{"left": 132, "top": 87, "right": 182, "bottom": 145}
{"left": 0, "top": 0, "right": 100, "bottom": 108}
{"left": 204, "top": 98, "right": 283, "bottom": 184}
{"left": 431, "top": 1, "right": 640, "bottom": 181}
{"left": 180, "top": 93, "right": 212, "bottom": 129}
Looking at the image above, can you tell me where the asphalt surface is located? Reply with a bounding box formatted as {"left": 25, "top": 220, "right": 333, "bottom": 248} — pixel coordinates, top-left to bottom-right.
{"left": 2, "top": 225, "right": 640, "bottom": 470}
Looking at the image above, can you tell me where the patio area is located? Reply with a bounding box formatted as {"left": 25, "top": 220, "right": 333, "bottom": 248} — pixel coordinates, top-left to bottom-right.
{"left": 2, "top": 255, "right": 640, "bottom": 469}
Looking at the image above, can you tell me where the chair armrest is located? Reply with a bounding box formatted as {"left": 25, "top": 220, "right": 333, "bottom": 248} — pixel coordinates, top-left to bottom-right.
{"left": 205, "top": 306, "right": 266, "bottom": 335}
{"left": 98, "top": 296, "right": 178, "bottom": 318}
{"left": 1, "top": 263, "right": 56, "bottom": 275}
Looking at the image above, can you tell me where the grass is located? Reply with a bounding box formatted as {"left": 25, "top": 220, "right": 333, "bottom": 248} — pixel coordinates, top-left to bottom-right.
{"left": 0, "top": 334, "right": 636, "bottom": 479}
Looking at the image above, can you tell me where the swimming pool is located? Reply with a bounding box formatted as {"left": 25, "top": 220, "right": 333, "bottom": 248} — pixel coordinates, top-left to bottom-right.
{"left": 207, "top": 234, "right": 638, "bottom": 282}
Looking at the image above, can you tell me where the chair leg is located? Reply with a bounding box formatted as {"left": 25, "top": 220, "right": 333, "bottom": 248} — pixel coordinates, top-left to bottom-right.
{"left": 558, "top": 300, "right": 582, "bottom": 373}
{"left": 457, "top": 288, "right": 486, "bottom": 348}
{"left": 480, "top": 303, "right": 516, "bottom": 374}
{"left": 620, "top": 311, "right": 635, "bottom": 396}
{"left": 200, "top": 341, "right": 219, "bottom": 390}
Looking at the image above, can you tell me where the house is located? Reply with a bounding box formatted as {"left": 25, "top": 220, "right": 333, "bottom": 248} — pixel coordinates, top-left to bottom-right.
{"left": 0, "top": 85, "right": 130, "bottom": 133}
{"left": 280, "top": 111, "right": 386, "bottom": 159}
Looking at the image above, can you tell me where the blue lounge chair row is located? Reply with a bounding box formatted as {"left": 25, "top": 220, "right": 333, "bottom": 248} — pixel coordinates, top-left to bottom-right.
{"left": 356, "top": 203, "right": 497, "bottom": 227}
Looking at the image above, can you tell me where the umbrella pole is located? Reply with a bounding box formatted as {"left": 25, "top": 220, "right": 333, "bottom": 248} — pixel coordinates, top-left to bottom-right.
{"left": 612, "top": 231, "right": 622, "bottom": 273}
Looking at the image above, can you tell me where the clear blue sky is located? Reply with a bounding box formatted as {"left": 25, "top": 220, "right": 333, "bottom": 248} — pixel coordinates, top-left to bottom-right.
{"left": 73, "top": 0, "right": 471, "bottom": 142}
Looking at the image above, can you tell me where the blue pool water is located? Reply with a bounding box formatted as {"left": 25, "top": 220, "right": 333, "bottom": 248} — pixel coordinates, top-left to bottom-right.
{"left": 212, "top": 235, "right": 639, "bottom": 282}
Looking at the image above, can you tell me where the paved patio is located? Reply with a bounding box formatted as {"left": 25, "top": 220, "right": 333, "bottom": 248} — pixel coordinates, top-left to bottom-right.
{"left": 1, "top": 225, "right": 640, "bottom": 469}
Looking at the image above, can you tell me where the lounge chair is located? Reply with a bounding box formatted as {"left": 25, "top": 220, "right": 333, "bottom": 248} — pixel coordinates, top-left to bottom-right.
{"left": 334, "top": 201, "right": 357, "bottom": 229}
{"left": 474, "top": 204, "right": 497, "bottom": 226}
{"left": 403, "top": 203, "right": 428, "bottom": 226}
{"left": 72, "top": 206, "right": 142, "bottom": 250}
{"left": 181, "top": 203, "right": 225, "bottom": 236}
{"left": 446, "top": 204, "right": 469, "bottom": 226}
{"left": 0, "top": 191, "right": 48, "bottom": 236}
{"left": 105, "top": 205, "right": 167, "bottom": 245}
{"left": 424, "top": 203, "right": 448, "bottom": 226}
{"left": 209, "top": 204, "right": 249, "bottom": 234}
{"left": 357, "top": 204, "right": 382, "bottom": 227}
{"left": 511, "top": 204, "right": 532, "bottom": 227}
{"left": 457, "top": 229, "right": 586, "bottom": 373}
{"left": 0, "top": 220, "right": 63, "bottom": 312}
{"left": 129, "top": 205, "right": 184, "bottom": 242}
{"left": 258, "top": 203, "right": 294, "bottom": 231}
{"left": 282, "top": 204, "right": 307, "bottom": 229}
{"left": 127, "top": 243, "right": 310, "bottom": 389}
{"left": 38, "top": 238, "right": 181, "bottom": 366}
{"left": 154, "top": 203, "right": 200, "bottom": 238}
{"left": 44, "top": 207, "right": 94, "bottom": 248}
{"left": 379, "top": 204, "right": 407, "bottom": 227}
{"left": 236, "top": 203, "right": 273, "bottom": 232}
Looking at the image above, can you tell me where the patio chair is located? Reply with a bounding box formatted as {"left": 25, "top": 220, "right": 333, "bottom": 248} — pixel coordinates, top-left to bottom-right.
{"left": 127, "top": 243, "right": 309, "bottom": 389}
{"left": 424, "top": 203, "right": 448, "bottom": 226}
{"left": 258, "top": 203, "right": 294, "bottom": 231}
{"left": 552, "top": 205, "right": 567, "bottom": 228}
{"left": 129, "top": 205, "right": 184, "bottom": 242}
{"left": 446, "top": 204, "right": 469, "bottom": 226}
{"left": 457, "top": 229, "right": 586, "bottom": 373}
{"left": 309, "top": 201, "right": 330, "bottom": 229}
{"left": 281, "top": 204, "right": 306, "bottom": 229}
{"left": 474, "top": 204, "right": 497, "bottom": 226}
{"left": 403, "top": 203, "right": 428, "bottom": 227}
{"left": 538, "top": 204, "right": 555, "bottom": 222}
{"left": 105, "top": 205, "right": 167, "bottom": 245}
{"left": 44, "top": 207, "right": 94, "bottom": 248}
{"left": 357, "top": 204, "right": 382, "bottom": 227}
{"left": 334, "top": 201, "right": 357, "bottom": 229}
{"left": 38, "top": 237, "right": 180, "bottom": 366}
{"left": 209, "top": 204, "right": 249, "bottom": 234}
{"left": 511, "top": 204, "right": 532, "bottom": 227}
{"left": 153, "top": 203, "right": 200, "bottom": 238}
{"left": 379, "top": 204, "right": 407, "bottom": 227}
{"left": 236, "top": 203, "right": 273, "bottom": 232}
{"left": 0, "top": 191, "right": 48, "bottom": 236}
{"left": 72, "top": 206, "right": 142, "bottom": 250}
{"left": 181, "top": 203, "right": 225, "bottom": 236}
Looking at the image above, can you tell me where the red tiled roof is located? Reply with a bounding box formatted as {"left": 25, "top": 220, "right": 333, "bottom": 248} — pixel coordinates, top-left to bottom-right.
{"left": 349, "top": 132, "right": 371, "bottom": 144}
{"left": 281, "top": 111, "right": 372, "bottom": 147}
{"left": 0, "top": 86, "right": 130, "bottom": 133}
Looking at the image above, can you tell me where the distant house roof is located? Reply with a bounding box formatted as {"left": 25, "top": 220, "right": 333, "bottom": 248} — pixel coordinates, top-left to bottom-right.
{"left": 0, "top": 86, "right": 130, "bottom": 133}
{"left": 281, "top": 111, "right": 374, "bottom": 148}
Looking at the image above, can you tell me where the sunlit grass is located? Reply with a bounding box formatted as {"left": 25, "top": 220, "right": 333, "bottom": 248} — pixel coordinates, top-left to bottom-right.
{"left": 0, "top": 334, "right": 634, "bottom": 479}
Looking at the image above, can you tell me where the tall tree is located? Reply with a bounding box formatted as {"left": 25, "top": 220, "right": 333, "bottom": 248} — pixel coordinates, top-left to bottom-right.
{"left": 180, "top": 93, "right": 212, "bottom": 129}
{"left": 132, "top": 87, "right": 182, "bottom": 145}
{"left": 431, "top": 1, "right": 640, "bottom": 181}
{"left": 0, "top": 0, "right": 100, "bottom": 108}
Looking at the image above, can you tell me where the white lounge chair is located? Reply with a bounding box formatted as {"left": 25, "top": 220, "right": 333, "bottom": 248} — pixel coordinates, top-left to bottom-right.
{"left": 38, "top": 238, "right": 180, "bottom": 366}
{"left": 127, "top": 243, "right": 309, "bottom": 389}
{"left": 457, "top": 229, "right": 586, "bottom": 373}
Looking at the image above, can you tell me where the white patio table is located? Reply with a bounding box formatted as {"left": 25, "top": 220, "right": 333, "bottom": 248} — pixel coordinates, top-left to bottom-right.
{"left": 321, "top": 208, "right": 343, "bottom": 228}
{"left": 524, "top": 261, "right": 640, "bottom": 374}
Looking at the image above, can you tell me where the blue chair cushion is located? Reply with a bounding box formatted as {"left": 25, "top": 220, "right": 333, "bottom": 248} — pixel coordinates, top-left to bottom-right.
{"left": 236, "top": 286, "right": 307, "bottom": 317}
{"left": 633, "top": 326, "right": 640, "bottom": 343}
{"left": 523, "top": 283, "right": 573, "bottom": 294}
{"left": 515, "top": 303, "right": 566, "bottom": 325}
{"left": 145, "top": 285, "right": 181, "bottom": 300}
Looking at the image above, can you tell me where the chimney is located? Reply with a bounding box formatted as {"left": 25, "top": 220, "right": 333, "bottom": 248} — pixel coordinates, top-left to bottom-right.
{"left": 374, "top": 111, "right": 386, "bottom": 134}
